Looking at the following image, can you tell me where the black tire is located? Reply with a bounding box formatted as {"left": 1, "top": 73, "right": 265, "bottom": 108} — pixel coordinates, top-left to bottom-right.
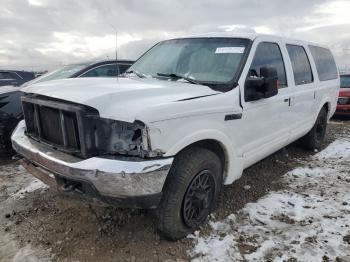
{"left": 0, "top": 126, "right": 9, "bottom": 153}
{"left": 157, "top": 147, "right": 223, "bottom": 240}
{"left": 0, "top": 123, "right": 14, "bottom": 156}
{"left": 299, "top": 108, "right": 328, "bottom": 150}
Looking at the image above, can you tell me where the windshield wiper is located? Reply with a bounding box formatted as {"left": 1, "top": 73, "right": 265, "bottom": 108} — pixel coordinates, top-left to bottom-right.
{"left": 125, "top": 70, "right": 146, "bottom": 78}
{"left": 156, "top": 73, "right": 200, "bottom": 85}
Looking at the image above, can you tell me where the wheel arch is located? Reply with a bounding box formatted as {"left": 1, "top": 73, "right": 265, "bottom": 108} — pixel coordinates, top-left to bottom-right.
{"left": 322, "top": 101, "right": 332, "bottom": 118}
{"left": 164, "top": 131, "right": 243, "bottom": 184}
{"left": 318, "top": 99, "right": 335, "bottom": 120}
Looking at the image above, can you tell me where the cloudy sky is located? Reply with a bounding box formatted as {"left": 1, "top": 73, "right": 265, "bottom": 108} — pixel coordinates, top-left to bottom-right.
{"left": 1, "top": 0, "right": 350, "bottom": 71}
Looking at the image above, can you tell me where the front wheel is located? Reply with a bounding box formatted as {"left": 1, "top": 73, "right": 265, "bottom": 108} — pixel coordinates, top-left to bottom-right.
{"left": 299, "top": 108, "right": 328, "bottom": 150}
{"left": 157, "top": 147, "right": 223, "bottom": 240}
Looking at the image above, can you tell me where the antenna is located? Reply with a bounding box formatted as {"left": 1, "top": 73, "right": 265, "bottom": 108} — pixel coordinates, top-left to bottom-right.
{"left": 92, "top": 0, "right": 120, "bottom": 79}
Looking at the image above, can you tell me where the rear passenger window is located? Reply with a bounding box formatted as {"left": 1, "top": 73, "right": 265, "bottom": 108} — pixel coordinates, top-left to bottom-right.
{"left": 250, "top": 42, "right": 287, "bottom": 87}
{"left": 308, "top": 45, "right": 338, "bottom": 81}
{"left": 286, "top": 45, "right": 313, "bottom": 85}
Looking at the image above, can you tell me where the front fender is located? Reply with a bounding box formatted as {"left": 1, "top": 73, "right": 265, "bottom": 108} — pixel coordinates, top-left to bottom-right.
{"left": 148, "top": 117, "right": 244, "bottom": 185}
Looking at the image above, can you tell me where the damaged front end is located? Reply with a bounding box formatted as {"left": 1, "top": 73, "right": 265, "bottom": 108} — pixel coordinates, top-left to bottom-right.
{"left": 12, "top": 94, "right": 173, "bottom": 208}
{"left": 21, "top": 94, "right": 162, "bottom": 159}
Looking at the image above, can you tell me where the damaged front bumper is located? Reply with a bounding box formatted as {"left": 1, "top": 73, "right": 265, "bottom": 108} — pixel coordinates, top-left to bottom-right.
{"left": 11, "top": 120, "right": 174, "bottom": 208}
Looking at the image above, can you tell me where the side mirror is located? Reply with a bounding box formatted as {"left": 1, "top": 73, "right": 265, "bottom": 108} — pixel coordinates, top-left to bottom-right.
{"left": 245, "top": 67, "right": 279, "bottom": 102}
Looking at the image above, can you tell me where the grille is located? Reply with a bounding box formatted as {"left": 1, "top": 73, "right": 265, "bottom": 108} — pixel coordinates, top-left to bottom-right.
{"left": 22, "top": 99, "right": 81, "bottom": 154}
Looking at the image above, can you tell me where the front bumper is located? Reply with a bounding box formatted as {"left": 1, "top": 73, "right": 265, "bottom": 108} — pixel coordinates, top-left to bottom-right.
{"left": 11, "top": 121, "right": 174, "bottom": 208}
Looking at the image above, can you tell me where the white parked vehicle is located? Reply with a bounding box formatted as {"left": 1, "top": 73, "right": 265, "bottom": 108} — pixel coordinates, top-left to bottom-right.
{"left": 12, "top": 33, "right": 339, "bottom": 239}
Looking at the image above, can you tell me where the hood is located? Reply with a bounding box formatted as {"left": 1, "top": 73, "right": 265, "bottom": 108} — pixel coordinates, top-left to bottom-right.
{"left": 22, "top": 77, "right": 220, "bottom": 122}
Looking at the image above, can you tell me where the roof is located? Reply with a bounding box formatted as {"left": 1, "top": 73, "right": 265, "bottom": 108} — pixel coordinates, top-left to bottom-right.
{"left": 0, "top": 69, "right": 34, "bottom": 73}
{"left": 167, "top": 32, "right": 328, "bottom": 49}
{"left": 61, "top": 59, "right": 134, "bottom": 68}
{"left": 90, "top": 59, "right": 134, "bottom": 64}
{"left": 180, "top": 32, "right": 260, "bottom": 40}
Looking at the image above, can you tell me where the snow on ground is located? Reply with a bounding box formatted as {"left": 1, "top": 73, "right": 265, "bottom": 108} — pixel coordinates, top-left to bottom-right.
{"left": 0, "top": 233, "right": 52, "bottom": 262}
{"left": 189, "top": 138, "right": 350, "bottom": 262}
{"left": 0, "top": 163, "right": 52, "bottom": 261}
{"left": 0, "top": 163, "right": 48, "bottom": 200}
{"left": 11, "top": 179, "right": 48, "bottom": 200}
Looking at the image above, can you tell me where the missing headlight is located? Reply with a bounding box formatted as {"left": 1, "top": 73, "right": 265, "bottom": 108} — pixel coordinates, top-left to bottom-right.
{"left": 91, "top": 118, "right": 161, "bottom": 158}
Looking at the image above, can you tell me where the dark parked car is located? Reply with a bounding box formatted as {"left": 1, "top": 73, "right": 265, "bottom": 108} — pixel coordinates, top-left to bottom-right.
{"left": 336, "top": 74, "right": 350, "bottom": 115}
{"left": 23, "top": 60, "right": 134, "bottom": 86}
{"left": 0, "top": 70, "right": 35, "bottom": 87}
{"left": 0, "top": 60, "right": 133, "bottom": 154}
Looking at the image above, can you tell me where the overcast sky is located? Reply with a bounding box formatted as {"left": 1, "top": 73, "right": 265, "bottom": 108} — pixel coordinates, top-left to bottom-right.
{"left": 1, "top": 0, "right": 350, "bottom": 71}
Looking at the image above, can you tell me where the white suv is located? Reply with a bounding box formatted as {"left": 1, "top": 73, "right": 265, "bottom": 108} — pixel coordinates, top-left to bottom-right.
{"left": 12, "top": 33, "right": 339, "bottom": 239}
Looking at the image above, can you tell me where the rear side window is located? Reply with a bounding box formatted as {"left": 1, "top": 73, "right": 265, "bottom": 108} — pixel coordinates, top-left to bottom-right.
{"left": 286, "top": 45, "right": 313, "bottom": 85}
{"left": 250, "top": 42, "right": 287, "bottom": 87}
{"left": 309, "top": 45, "right": 338, "bottom": 81}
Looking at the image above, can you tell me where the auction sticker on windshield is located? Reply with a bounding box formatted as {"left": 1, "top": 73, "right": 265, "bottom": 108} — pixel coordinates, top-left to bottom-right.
{"left": 215, "top": 47, "right": 245, "bottom": 54}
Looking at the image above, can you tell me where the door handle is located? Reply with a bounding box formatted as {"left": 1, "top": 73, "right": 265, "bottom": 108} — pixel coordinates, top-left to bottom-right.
{"left": 284, "top": 98, "right": 291, "bottom": 106}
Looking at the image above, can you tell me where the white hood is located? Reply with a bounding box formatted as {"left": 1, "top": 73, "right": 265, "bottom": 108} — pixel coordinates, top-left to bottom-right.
{"left": 22, "top": 77, "right": 221, "bottom": 123}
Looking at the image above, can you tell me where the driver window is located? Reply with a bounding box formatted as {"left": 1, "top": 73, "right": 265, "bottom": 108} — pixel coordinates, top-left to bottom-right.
{"left": 249, "top": 42, "right": 288, "bottom": 88}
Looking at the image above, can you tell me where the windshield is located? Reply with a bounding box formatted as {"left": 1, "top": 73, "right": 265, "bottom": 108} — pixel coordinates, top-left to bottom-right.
{"left": 23, "top": 64, "right": 88, "bottom": 86}
{"left": 127, "top": 37, "right": 250, "bottom": 88}
{"left": 340, "top": 75, "right": 350, "bottom": 88}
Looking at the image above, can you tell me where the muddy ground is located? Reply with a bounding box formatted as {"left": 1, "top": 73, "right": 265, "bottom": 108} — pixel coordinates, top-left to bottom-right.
{"left": 0, "top": 116, "right": 349, "bottom": 262}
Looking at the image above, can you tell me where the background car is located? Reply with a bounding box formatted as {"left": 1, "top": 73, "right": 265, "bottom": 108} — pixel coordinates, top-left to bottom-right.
{"left": 0, "top": 70, "right": 35, "bottom": 87}
{"left": 336, "top": 74, "right": 350, "bottom": 115}
{"left": 23, "top": 59, "right": 134, "bottom": 86}
{"left": 0, "top": 60, "right": 133, "bottom": 154}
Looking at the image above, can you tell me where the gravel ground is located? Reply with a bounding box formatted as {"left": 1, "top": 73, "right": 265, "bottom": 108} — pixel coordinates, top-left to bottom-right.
{"left": 0, "top": 117, "right": 349, "bottom": 261}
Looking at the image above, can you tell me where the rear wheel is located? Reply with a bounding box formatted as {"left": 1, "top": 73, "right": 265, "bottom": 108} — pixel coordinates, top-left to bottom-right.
{"left": 299, "top": 108, "right": 328, "bottom": 150}
{"left": 157, "top": 147, "right": 222, "bottom": 240}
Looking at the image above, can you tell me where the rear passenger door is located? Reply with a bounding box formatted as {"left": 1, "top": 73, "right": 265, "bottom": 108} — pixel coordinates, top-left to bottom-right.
{"left": 285, "top": 44, "right": 316, "bottom": 135}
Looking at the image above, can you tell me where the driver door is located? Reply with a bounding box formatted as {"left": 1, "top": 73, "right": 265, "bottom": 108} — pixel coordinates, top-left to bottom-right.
{"left": 237, "top": 40, "right": 292, "bottom": 168}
